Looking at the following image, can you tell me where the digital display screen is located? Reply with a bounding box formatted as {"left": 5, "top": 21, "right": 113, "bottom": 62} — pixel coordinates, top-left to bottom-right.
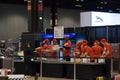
{"left": 76, "top": 34, "right": 86, "bottom": 42}
{"left": 42, "top": 33, "right": 75, "bottom": 39}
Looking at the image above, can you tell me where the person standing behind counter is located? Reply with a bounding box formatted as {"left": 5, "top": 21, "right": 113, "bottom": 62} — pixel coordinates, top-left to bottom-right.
{"left": 42, "top": 39, "right": 50, "bottom": 49}
{"left": 100, "top": 38, "right": 112, "bottom": 78}
{"left": 35, "top": 39, "right": 50, "bottom": 56}
{"left": 80, "top": 40, "right": 94, "bottom": 61}
{"left": 74, "top": 41, "right": 82, "bottom": 58}
{"left": 100, "top": 38, "right": 112, "bottom": 58}
{"left": 49, "top": 39, "right": 60, "bottom": 58}
{"left": 63, "top": 36, "right": 72, "bottom": 61}
{"left": 91, "top": 40, "right": 103, "bottom": 60}
{"left": 35, "top": 42, "right": 44, "bottom": 56}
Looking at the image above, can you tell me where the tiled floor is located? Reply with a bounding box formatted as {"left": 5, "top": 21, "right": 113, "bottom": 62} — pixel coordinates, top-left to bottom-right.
{"left": 26, "top": 76, "right": 73, "bottom": 80}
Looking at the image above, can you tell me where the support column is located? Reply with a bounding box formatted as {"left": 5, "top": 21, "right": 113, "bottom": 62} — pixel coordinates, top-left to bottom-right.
{"left": 27, "top": 0, "right": 43, "bottom": 33}
{"left": 27, "top": 0, "right": 32, "bottom": 32}
{"left": 37, "top": 0, "right": 44, "bottom": 32}
{"left": 50, "top": 0, "right": 57, "bottom": 28}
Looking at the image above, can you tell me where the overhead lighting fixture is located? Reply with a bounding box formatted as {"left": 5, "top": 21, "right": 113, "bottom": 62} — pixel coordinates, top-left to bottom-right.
{"left": 39, "top": 17, "right": 43, "bottom": 20}
{"left": 24, "top": 0, "right": 27, "bottom": 2}
{"left": 101, "top": 2, "right": 104, "bottom": 4}
{"left": 116, "top": 8, "right": 120, "bottom": 10}
{"left": 101, "top": 1, "right": 107, "bottom": 4}
{"left": 104, "top": 2, "right": 107, "bottom": 4}
{"left": 75, "top": 4, "right": 82, "bottom": 7}
{"left": 76, "top": 0, "right": 80, "bottom": 1}
{"left": 100, "top": 7, "right": 103, "bottom": 9}
{"left": 97, "top": 6, "right": 99, "bottom": 9}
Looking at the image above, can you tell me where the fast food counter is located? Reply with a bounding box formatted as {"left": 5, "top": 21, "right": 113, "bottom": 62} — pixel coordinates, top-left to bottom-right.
{"left": 42, "top": 60, "right": 106, "bottom": 80}
{"left": 14, "top": 59, "right": 109, "bottom": 80}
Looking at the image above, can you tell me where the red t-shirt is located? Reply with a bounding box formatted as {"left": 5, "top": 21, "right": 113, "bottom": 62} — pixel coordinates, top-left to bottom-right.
{"left": 63, "top": 41, "right": 72, "bottom": 57}
{"left": 104, "top": 43, "right": 112, "bottom": 58}
{"left": 91, "top": 45, "right": 103, "bottom": 58}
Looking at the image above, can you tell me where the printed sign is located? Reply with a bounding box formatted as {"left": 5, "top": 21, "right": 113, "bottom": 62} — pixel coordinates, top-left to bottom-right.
{"left": 54, "top": 26, "right": 64, "bottom": 38}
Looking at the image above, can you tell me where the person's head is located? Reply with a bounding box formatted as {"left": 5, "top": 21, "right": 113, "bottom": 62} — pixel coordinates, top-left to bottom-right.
{"left": 52, "top": 39, "right": 58, "bottom": 45}
{"left": 75, "top": 42, "right": 80, "bottom": 48}
{"left": 43, "top": 39, "right": 49, "bottom": 44}
{"left": 64, "top": 36, "right": 69, "bottom": 42}
{"left": 83, "top": 40, "right": 88, "bottom": 46}
{"left": 94, "top": 40, "right": 99, "bottom": 45}
{"left": 100, "top": 38, "right": 106, "bottom": 45}
{"left": 76, "top": 41, "right": 82, "bottom": 47}
{"left": 41, "top": 42, "right": 45, "bottom": 46}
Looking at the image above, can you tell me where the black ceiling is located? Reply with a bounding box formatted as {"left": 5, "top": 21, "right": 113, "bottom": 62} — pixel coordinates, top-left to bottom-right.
{"left": 1, "top": 0, "right": 120, "bottom": 13}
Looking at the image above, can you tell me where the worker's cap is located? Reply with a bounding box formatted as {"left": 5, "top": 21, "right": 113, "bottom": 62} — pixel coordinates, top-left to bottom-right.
{"left": 76, "top": 41, "right": 82, "bottom": 46}
{"left": 94, "top": 40, "right": 99, "bottom": 44}
{"left": 83, "top": 40, "right": 88, "bottom": 46}
{"left": 100, "top": 38, "right": 106, "bottom": 43}
{"left": 75, "top": 42, "right": 79, "bottom": 46}
{"left": 52, "top": 39, "right": 58, "bottom": 42}
{"left": 64, "top": 36, "right": 69, "bottom": 39}
{"left": 41, "top": 42, "right": 45, "bottom": 46}
{"left": 43, "top": 39, "right": 49, "bottom": 43}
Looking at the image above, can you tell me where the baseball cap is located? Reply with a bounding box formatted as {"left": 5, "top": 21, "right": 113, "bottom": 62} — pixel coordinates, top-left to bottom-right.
{"left": 100, "top": 38, "right": 106, "bottom": 43}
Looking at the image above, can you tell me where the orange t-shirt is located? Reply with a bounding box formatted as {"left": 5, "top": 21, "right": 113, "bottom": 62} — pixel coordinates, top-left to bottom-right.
{"left": 85, "top": 46, "right": 93, "bottom": 57}
{"left": 49, "top": 44, "right": 55, "bottom": 57}
{"left": 42, "top": 43, "right": 51, "bottom": 57}
{"left": 63, "top": 41, "right": 72, "bottom": 57}
{"left": 74, "top": 47, "right": 81, "bottom": 57}
{"left": 91, "top": 45, "right": 103, "bottom": 58}
{"left": 42, "top": 43, "right": 49, "bottom": 49}
{"left": 81, "top": 45, "right": 94, "bottom": 60}
{"left": 36, "top": 47, "right": 43, "bottom": 55}
{"left": 104, "top": 43, "right": 112, "bottom": 58}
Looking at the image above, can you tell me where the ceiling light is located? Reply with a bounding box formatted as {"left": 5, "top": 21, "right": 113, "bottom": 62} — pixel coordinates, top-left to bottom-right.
{"left": 39, "top": 17, "right": 43, "bottom": 20}
{"left": 76, "top": 0, "right": 80, "bottom": 1}
{"left": 97, "top": 6, "right": 99, "bottom": 8}
{"left": 101, "top": 2, "right": 104, "bottom": 4}
{"left": 24, "top": 0, "right": 27, "bottom": 2}
{"left": 100, "top": 7, "right": 103, "bottom": 9}
{"left": 75, "top": 4, "right": 82, "bottom": 7}
{"left": 104, "top": 2, "right": 107, "bottom": 4}
{"left": 116, "top": 8, "right": 120, "bottom": 10}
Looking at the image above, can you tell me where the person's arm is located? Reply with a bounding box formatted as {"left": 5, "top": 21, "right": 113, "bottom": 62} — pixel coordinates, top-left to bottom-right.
{"left": 63, "top": 41, "right": 71, "bottom": 49}
{"left": 80, "top": 52, "right": 87, "bottom": 57}
{"left": 63, "top": 46, "right": 71, "bottom": 49}
{"left": 101, "top": 50, "right": 109, "bottom": 57}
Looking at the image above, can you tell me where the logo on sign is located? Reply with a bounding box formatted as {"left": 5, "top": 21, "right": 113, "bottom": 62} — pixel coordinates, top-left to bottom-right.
{"left": 95, "top": 16, "right": 104, "bottom": 22}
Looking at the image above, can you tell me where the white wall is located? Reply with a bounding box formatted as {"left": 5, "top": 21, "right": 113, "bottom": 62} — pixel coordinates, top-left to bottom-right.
{"left": 0, "top": 5, "right": 81, "bottom": 41}
{"left": 57, "top": 8, "right": 80, "bottom": 28}
{"left": 0, "top": 4, "right": 28, "bottom": 41}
